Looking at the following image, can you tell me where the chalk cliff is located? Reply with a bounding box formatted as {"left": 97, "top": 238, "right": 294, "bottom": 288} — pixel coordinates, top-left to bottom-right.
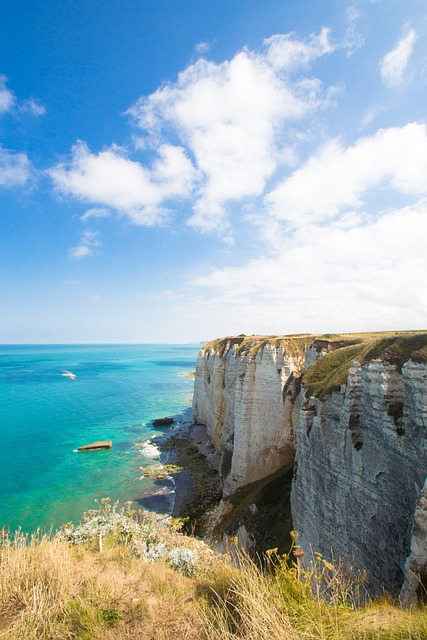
{"left": 192, "top": 332, "right": 427, "bottom": 600}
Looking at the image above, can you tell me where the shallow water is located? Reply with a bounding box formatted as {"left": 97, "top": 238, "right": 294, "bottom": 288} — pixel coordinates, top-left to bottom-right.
{"left": 0, "top": 344, "right": 199, "bottom": 532}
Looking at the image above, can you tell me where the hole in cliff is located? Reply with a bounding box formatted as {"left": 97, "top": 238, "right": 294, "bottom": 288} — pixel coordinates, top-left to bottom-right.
{"left": 387, "top": 401, "right": 404, "bottom": 424}
{"left": 277, "top": 368, "right": 282, "bottom": 374}
{"left": 416, "top": 572, "right": 427, "bottom": 603}
{"left": 282, "top": 374, "right": 301, "bottom": 404}
{"left": 240, "top": 372, "right": 246, "bottom": 379}
{"left": 349, "top": 414, "right": 364, "bottom": 451}
{"left": 221, "top": 449, "right": 233, "bottom": 479}
{"left": 387, "top": 401, "right": 405, "bottom": 436}
{"left": 207, "top": 374, "right": 211, "bottom": 384}
{"left": 222, "top": 468, "right": 295, "bottom": 557}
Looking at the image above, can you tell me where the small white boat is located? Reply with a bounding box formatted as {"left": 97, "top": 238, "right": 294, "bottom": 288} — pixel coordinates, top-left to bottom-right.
{"left": 62, "top": 370, "right": 76, "bottom": 380}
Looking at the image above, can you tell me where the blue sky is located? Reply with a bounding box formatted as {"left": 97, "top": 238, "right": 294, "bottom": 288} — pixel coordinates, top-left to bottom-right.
{"left": 1, "top": 0, "right": 426, "bottom": 343}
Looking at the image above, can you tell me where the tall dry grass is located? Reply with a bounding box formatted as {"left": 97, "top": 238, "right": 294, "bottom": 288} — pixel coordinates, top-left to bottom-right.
{"left": 201, "top": 549, "right": 427, "bottom": 640}
{"left": 1, "top": 528, "right": 427, "bottom": 639}
{"left": 0, "top": 529, "right": 210, "bottom": 639}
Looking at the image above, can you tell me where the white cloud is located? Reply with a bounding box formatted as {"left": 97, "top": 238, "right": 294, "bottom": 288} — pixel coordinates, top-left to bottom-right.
{"left": 380, "top": 28, "right": 417, "bottom": 86}
{"left": 342, "top": 6, "right": 365, "bottom": 56}
{"left": 0, "top": 148, "right": 31, "bottom": 187}
{"left": 0, "top": 75, "right": 15, "bottom": 113}
{"left": 185, "top": 121, "right": 427, "bottom": 334}
{"left": 19, "top": 98, "right": 46, "bottom": 117}
{"left": 264, "top": 27, "right": 334, "bottom": 71}
{"left": 0, "top": 77, "right": 41, "bottom": 190}
{"left": 266, "top": 123, "right": 427, "bottom": 227}
{"left": 50, "top": 142, "right": 196, "bottom": 226}
{"left": 69, "top": 230, "right": 100, "bottom": 260}
{"left": 195, "top": 41, "right": 211, "bottom": 54}
{"left": 190, "top": 201, "right": 427, "bottom": 334}
{"left": 80, "top": 207, "right": 111, "bottom": 221}
{"left": 0, "top": 76, "right": 45, "bottom": 116}
{"left": 128, "top": 29, "right": 335, "bottom": 232}
{"left": 359, "top": 105, "right": 381, "bottom": 129}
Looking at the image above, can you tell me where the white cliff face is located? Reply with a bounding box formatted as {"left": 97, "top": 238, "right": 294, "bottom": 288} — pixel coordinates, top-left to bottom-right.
{"left": 401, "top": 477, "right": 427, "bottom": 605}
{"left": 192, "top": 335, "right": 427, "bottom": 598}
{"left": 193, "top": 342, "right": 304, "bottom": 496}
{"left": 292, "top": 359, "right": 427, "bottom": 598}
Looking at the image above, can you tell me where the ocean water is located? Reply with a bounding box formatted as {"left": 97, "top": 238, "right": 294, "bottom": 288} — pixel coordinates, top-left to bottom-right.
{"left": 0, "top": 344, "right": 199, "bottom": 533}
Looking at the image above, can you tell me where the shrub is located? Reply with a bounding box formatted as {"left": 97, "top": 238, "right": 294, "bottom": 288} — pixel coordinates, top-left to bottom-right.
{"left": 58, "top": 498, "right": 198, "bottom": 576}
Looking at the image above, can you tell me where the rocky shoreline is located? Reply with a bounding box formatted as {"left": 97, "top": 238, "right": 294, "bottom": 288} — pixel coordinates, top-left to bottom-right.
{"left": 159, "top": 422, "right": 222, "bottom": 536}
{"left": 131, "top": 405, "right": 221, "bottom": 533}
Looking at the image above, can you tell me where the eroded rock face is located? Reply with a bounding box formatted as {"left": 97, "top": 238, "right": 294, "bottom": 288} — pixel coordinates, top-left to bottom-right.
{"left": 193, "top": 342, "right": 303, "bottom": 496}
{"left": 292, "top": 360, "right": 427, "bottom": 598}
{"left": 192, "top": 334, "right": 427, "bottom": 597}
{"left": 401, "top": 477, "right": 427, "bottom": 605}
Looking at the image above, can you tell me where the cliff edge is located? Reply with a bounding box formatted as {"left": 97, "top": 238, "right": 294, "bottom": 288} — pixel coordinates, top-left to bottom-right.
{"left": 192, "top": 331, "right": 427, "bottom": 601}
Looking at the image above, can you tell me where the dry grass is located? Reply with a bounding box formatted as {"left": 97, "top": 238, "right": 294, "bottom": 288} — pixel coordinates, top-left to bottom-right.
{"left": 201, "top": 550, "right": 427, "bottom": 640}
{"left": 0, "top": 529, "right": 217, "bottom": 639}
{"left": 1, "top": 530, "right": 427, "bottom": 640}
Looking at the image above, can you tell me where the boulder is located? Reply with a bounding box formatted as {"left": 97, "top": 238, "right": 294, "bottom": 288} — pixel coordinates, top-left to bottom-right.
{"left": 77, "top": 440, "right": 112, "bottom": 451}
{"left": 153, "top": 417, "right": 174, "bottom": 426}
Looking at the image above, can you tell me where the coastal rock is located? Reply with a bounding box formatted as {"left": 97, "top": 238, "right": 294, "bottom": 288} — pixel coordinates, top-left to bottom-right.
{"left": 153, "top": 417, "right": 175, "bottom": 426}
{"left": 77, "top": 440, "right": 112, "bottom": 451}
{"left": 192, "top": 333, "right": 427, "bottom": 598}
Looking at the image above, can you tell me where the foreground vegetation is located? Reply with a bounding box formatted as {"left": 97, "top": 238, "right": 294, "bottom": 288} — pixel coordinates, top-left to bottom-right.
{"left": 1, "top": 502, "right": 427, "bottom": 639}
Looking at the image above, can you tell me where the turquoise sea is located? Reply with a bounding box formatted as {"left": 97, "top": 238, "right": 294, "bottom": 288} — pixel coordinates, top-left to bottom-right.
{"left": 0, "top": 344, "right": 199, "bottom": 533}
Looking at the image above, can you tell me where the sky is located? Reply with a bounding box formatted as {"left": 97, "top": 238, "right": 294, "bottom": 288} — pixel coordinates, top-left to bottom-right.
{"left": 1, "top": 0, "right": 427, "bottom": 343}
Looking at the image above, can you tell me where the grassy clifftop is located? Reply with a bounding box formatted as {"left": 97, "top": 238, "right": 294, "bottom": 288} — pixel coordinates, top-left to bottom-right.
{"left": 303, "top": 331, "right": 427, "bottom": 397}
{"left": 202, "top": 334, "right": 314, "bottom": 359}
{"left": 201, "top": 331, "right": 427, "bottom": 397}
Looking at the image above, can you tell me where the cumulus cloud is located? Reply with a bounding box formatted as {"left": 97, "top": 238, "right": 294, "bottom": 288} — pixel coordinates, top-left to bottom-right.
{"left": 128, "top": 29, "right": 335, "bottom": 232}
{"left": 186, "top": 121, "right": 427, "bottom": 334}
{"left": 50, "top": 142, "right": 196, "bottom": 226}
{"left": 0, "top": 148, "right": 31, "bottom": 187}
{"left": 266, "top": 123, "right": 427, "bottom": 227}
{"left": 0, "top": 77, "right": 41, "bottom": 190}
{"left": 380, "top": 28, "right": 417, "bottom": 86}
{"left": 0, "top": 75, "right": 15, "bottom": 113}
{"left": 0, "top": 76, "right": 45, "bottom": 116}
{"left": 264, "top": 27, "right": 334, "bottom": 71}
{"left": 195, "top": 41, "right": 211, "bottom": 54}
{"left": 191, "top": 201, "right": 427, "bottom": 333}
{"left": 69, "top": 230, "right": 100, "bottom": 260}
{"left": 80, "top": 207, "right": 111, "bottom": 221}
{"left": 19, "top": 98, "right": 46, "bottom": 117}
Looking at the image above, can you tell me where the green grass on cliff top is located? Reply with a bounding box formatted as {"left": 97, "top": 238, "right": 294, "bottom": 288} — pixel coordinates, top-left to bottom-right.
{"left": 202, "top": 334, "right": 315, "bottom": 359}
{"left": 202, "top": 331, "right": 427, "bottom": 398}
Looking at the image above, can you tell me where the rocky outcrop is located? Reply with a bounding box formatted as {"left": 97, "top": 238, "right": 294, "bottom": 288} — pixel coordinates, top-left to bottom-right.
{"left": 193, "top": 338, "right": 307, "bottom": 497}
{"left": 292, "top": 359, "right": 427, "bottom": 598}
{"left": 77, "top": 440, "right": 112, "bottom": 451}
{"left": 401, "top": 477, "right": 427, "bottom": 605}
{"left": 192, "top": 332, "right": 427, "bottom": 599}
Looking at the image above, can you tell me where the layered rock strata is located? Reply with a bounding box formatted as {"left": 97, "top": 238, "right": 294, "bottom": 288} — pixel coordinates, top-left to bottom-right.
{"left": 192, "top": 333, "right": 427, "bottom": 599}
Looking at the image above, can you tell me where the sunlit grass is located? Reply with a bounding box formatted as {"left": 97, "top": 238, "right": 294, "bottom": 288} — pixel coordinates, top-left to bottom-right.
{"left": 1, "top": 513, "right": 427, "bottom": 639}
